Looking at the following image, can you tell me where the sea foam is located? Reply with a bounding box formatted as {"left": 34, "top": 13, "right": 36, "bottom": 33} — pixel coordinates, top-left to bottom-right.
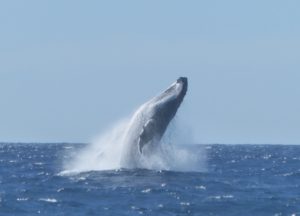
{"left": 63, "top": 116, "right": 206, "bottom": 173}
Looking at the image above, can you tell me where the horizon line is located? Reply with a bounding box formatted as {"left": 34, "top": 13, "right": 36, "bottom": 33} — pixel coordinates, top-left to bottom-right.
{"left": 0, "top": 142, "right": 299, "bottom": 146}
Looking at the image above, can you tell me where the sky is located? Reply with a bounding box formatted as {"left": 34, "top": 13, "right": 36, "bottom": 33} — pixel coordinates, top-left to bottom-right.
{"left": 0, "top": 1, "right": 299, "bottom": 144}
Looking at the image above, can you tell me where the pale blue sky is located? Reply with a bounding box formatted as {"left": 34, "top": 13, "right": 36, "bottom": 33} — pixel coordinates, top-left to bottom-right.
{"left": 0, "top": 1, "right": 299, "bottom": 144}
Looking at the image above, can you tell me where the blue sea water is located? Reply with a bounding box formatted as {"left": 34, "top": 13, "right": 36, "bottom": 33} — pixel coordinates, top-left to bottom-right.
{"left": 0, "top": 143, "right": 300, "bottom": 216}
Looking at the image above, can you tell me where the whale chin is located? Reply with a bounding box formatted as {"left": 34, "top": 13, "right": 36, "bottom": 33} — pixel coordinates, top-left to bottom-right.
{"left": 120, "top": 77, "right": 188, "bottom": 167}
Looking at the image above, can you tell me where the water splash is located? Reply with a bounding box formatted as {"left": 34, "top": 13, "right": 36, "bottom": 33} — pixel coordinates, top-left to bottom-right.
{"left": 63, "top": 119, "right": 129, "bottom": 173}
{"left": 62, "top": 116, "right": 206, "bottom": 173}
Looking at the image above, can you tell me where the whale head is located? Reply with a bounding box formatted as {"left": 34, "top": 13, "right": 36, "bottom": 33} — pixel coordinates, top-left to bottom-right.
{"left": 150, "top": 77, "right": 187, "bottom": 124}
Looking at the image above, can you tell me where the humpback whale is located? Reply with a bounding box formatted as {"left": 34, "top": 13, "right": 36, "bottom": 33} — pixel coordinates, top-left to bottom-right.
{"left": 120, "top": 77, "right": 188, "bottom": 168}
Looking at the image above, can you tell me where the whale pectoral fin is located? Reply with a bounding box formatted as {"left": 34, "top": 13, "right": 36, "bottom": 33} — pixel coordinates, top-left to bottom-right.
{"left": 138, "top": 137, "right": 144, "bottom": 154}
{"left": 138, "top": 119, "right": 155, "bottom": 154}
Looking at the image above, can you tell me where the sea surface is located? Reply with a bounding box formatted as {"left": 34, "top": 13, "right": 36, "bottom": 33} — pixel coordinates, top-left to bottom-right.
{"left": 0, "top": 143, "right": 300, "bottom": 216}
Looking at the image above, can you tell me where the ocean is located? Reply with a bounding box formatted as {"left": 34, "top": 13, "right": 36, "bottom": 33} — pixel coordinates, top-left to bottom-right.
{"left": 0, "top": 143, "right": 300, "bottom": 216}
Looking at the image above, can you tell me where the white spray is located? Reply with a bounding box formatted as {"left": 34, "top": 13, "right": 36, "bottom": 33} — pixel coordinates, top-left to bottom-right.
{"left": 63, "top": 116, "right": 206, "bottom": 173}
